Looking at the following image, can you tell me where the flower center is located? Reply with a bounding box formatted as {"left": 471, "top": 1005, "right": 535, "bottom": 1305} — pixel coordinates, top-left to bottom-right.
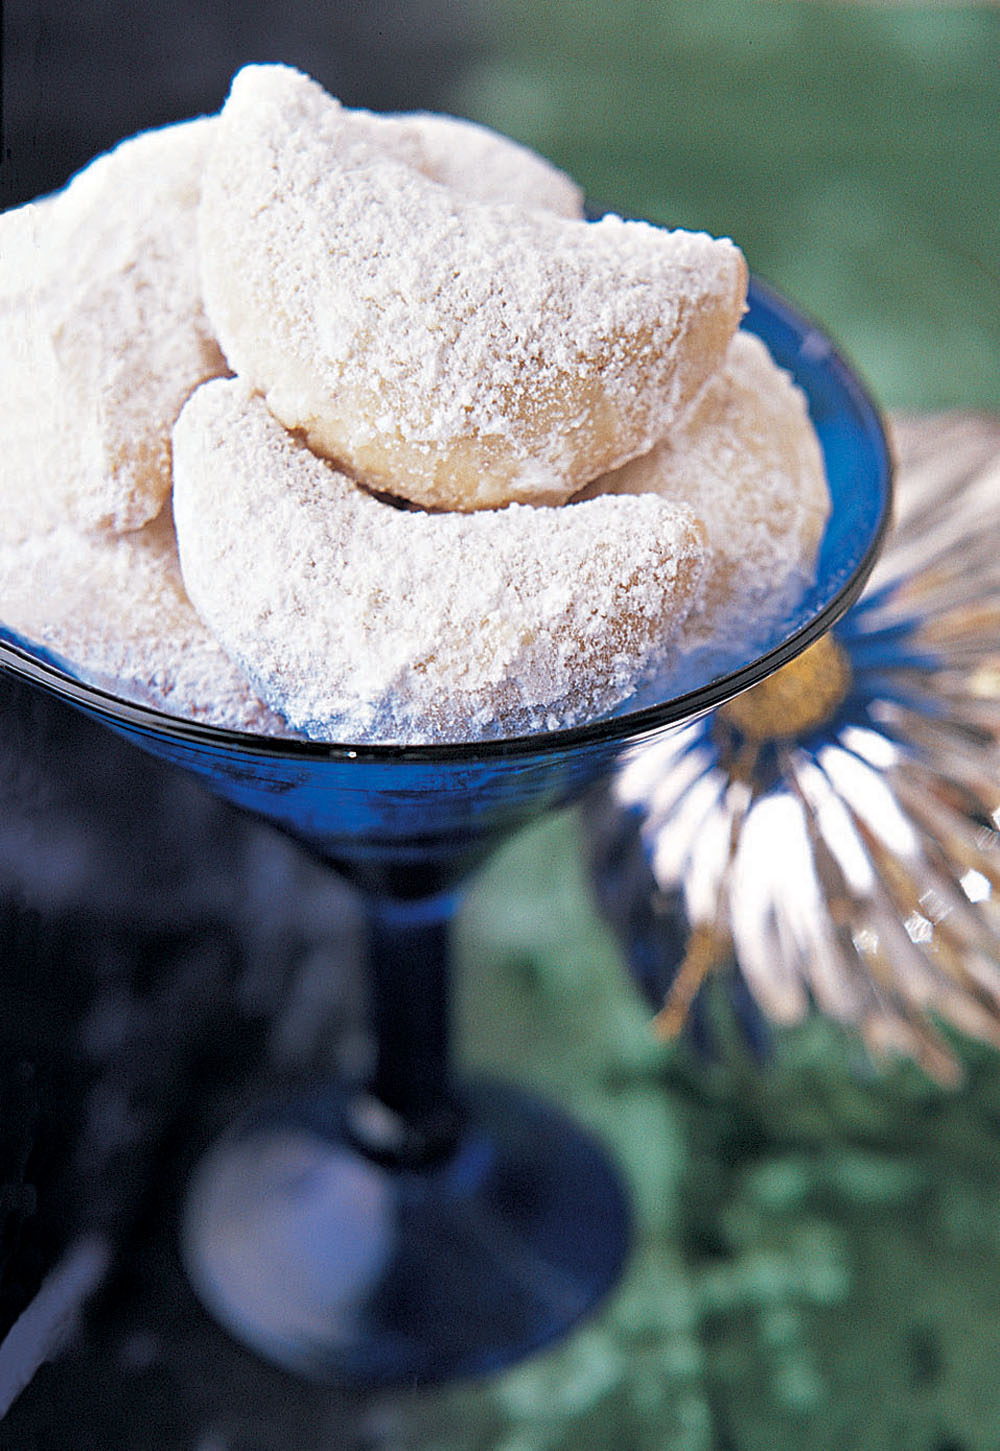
{"left": 718, "top": 631, "right": 852, "bottom": 743}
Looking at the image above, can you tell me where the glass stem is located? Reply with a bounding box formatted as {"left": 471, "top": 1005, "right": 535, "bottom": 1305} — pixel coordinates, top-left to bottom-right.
{"left": 345, "top": 890, "right": 464, "bottom": 1169}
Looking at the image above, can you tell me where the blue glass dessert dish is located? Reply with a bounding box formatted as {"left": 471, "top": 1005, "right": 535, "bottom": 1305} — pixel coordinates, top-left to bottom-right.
{"left": 0, "top": 280, "right": 891, "bottom": 1386}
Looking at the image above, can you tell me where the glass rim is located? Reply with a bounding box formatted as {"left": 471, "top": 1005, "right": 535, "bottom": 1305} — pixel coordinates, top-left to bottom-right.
{"left": 0, "top": 277, "right": 893, "bottom": 765}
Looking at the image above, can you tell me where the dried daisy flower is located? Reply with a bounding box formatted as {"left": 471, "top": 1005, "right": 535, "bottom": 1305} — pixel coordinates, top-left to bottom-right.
{"left": 589, "top": 415, "right": 1000, "bottom": 1084}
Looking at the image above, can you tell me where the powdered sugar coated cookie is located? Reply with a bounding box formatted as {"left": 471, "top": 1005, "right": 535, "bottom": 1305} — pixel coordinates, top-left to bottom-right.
{"left": 0, "top": 117, "right": 227, "bottom": 537}
{"left": 172, "top": 378, "right": 707, "bottom": 744}
{"left": 0, "top": 510, "right": 286, "bottom": 732}
{"left": 343, "top": 107, "right": 583, "bottom": 217}
{"left": 198, "top": 64, "right": 747, "bottom": 512}
{"left": 578, "top": 329, "right": 830, "bottom": 655}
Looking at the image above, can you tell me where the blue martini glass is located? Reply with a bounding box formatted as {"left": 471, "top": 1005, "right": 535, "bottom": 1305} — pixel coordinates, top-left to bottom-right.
{"left": 0, "top": 280, "right": 891, "bottom": 1386}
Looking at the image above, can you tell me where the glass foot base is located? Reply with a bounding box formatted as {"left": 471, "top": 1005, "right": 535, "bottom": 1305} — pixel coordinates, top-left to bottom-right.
{"left": 181, "top": 1079, "right": 630, "bottom": 1386}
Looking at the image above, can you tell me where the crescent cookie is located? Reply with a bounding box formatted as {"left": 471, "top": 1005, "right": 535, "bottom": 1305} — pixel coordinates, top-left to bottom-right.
{"left": 577, "top": 329, "right": 830, "bottom": 653}
{"left": 198, "top": 64, "right": 748, "bottom": 512}
{"left": 171, "top": 378, "right": 707, "bottom": 745}
{"left": 0, "top": 117, "right": 227, "bottom": 539}
{"left": 0, "top": 510, "right": 286, "bottom": 732}
{"left": 344, "top": 108, "right": 583, "bottom": 217}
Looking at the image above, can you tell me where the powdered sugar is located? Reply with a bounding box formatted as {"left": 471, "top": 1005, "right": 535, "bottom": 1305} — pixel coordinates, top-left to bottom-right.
{"left": 172, "top": 378, "right": 706, "bottom": 743}
{"left": 0, "top": 510, "right": 286, "bottom": 732}
{"left": 337, "top": 107, "right": 583, "bottom": 217}
{"left": 579, "top": 329, "right": 830, "bottom": 653}
{"left": 0, "top": 118, "right": 227, "bottom": 536}
{"left": 199, "top": 64, "right": 747, "bottom": 511}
